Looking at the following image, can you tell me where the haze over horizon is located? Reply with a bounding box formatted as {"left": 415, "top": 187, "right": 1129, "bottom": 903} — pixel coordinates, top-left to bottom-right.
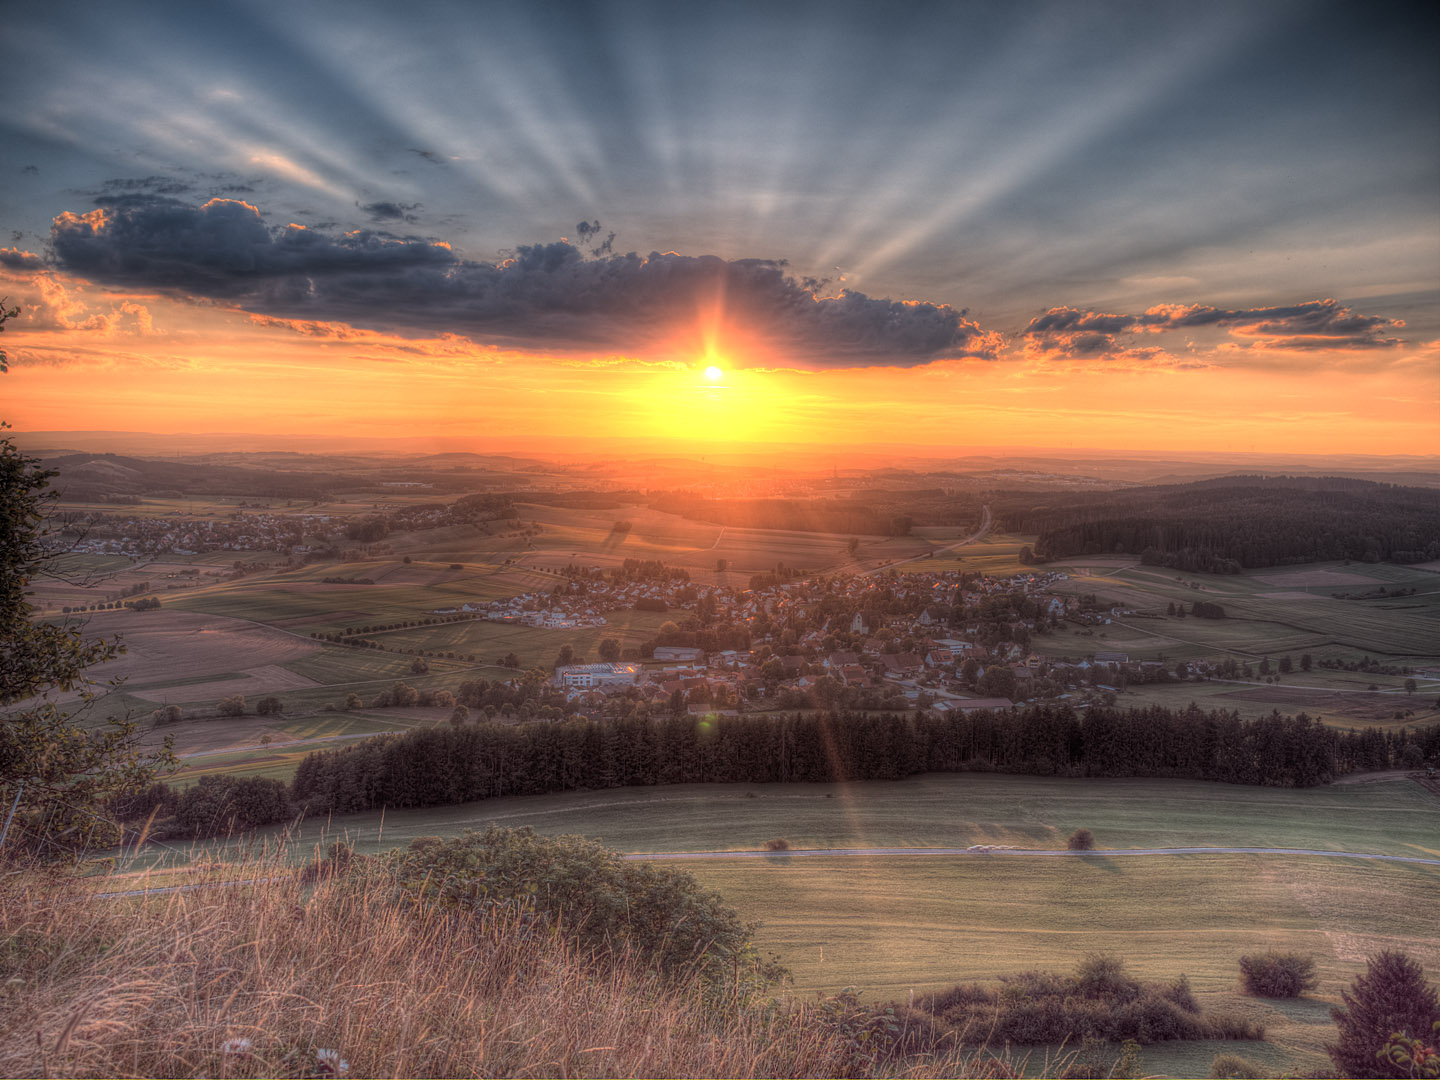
{"left": 1, "top": 0, "right": 1436, "bottom": 455}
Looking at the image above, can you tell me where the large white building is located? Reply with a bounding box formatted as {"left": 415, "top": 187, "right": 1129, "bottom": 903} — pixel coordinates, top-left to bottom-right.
{"left": 557, "top": 662, "right": 641, "bottom": 689}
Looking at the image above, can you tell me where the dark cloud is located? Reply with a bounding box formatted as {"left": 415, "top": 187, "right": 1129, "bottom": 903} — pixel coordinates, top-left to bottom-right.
{"left": 50, "top": 196, "right": 997, "bottom": 366}
{"left": 409, "top": 148, "right": 444, "bottom": 165}
{"left": 98, "top": 176, "right": 195, "bottom": 196}
{"left": 0, "top": 248, "right": 43, "bottom": 272}
{"left": 1024, "top": 299, "right": 1404, "bottom": 354}
{"left": 21, "top": 165, "right": 39, "bottom": 175}
{"left": 358, "top": 200, "right": 421, "bottom": 223}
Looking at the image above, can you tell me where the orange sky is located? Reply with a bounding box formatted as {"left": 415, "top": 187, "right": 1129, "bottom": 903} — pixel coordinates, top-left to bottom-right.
{"left": 3, "top": 271, "right": 1435, "bottom": 455}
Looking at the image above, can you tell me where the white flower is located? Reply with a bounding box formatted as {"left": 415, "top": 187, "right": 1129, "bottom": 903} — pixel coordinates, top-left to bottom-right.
{"left": 315, "top": 1048, "right": 350, "bottom": 1076}
{"left": 221, "top": 1038, "right": 253, "bottom": 1058}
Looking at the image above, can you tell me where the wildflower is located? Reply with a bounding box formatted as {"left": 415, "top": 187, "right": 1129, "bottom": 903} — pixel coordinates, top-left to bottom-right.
{"left": 315, "top": 1048, "right": 350, "bottom": 1076}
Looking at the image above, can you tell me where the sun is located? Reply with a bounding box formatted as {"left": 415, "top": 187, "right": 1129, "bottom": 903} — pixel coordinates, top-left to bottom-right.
{"left": 704, "top": 365, "right": 724, "bottom": 381}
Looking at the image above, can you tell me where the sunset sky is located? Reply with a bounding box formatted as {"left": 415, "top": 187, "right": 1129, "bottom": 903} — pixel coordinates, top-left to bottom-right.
{"left": 1, "top": 0, "right": 1436, "bottom": 455}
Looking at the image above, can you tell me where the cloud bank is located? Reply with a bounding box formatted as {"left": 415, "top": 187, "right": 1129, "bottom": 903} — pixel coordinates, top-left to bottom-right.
{"left": 49, "top": 196, "right": 997, "bottom": 367}
{"left": 1024, "top": 300, "right": 1405, "bottom": 360}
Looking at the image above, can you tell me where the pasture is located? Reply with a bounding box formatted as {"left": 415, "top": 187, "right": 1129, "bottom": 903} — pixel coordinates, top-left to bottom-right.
{"left": 1043, "top": 558, "right": 1440, "bottom": 668}
{"left": 109, "top": 772, "right": 1440, "bottom": 1078}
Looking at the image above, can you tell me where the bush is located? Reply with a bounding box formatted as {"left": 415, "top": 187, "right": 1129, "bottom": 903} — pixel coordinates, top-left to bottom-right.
{"left": 1067, "top": 828, "right": 1095, "bottom": 850}
{"left": 217, "top": 694, "right": 246, "bottom": 717}
{"left": 1076, "top": 953, "right": 1133, "bottom": 998}
{"left": 150, "top": 703, "right": 183, "bottom": 725}
{"left": 1239, "top": 951, "right": 1317, "bottom": 998}
{"left": 389, "top": 827, "right": 786, "bottom": 996}
{"left": 1328, "top": 951, "right": 1440, "bottom": 1079}
{"left": 1210, "top": 1053, "right": 1264, "bottom": 1079}
{"left": 764, "top": 837, "right": 790, "bottom": 851}
{"left": 914, "top": 955, "right": 1255, "bottom": 1047}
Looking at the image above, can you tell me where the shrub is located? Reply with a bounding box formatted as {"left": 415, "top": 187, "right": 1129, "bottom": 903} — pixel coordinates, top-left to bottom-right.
{"left": 1239, "top": 950, "right": 1317, "bottom": 998}
{"left": 150, "top": 703, "right": 183, "bottom": 725}
{"left": 1328, "top": 951, "right": 1440, "bottom": 1079}
{"left": 764, "top": 837, "right": 790, "bottom": 851}
{"left": 217, "top": 694, "right": 246, "bottom": 717}
{"left": 914, "top": 955, "right": 1254, "bottom": 1047}
{"left": 1164, "top": 974, "right": 1200, "bottom": 1013}
{"left": 1067, "top": 828, "right": 1095, "bottom": 850}
{"left": 1076, "top": 953, "right": 1134, "bottom": 998}
{"left": 1210, "top": 1053, "right": 1264, "bottom": 1079}
{"left": 390, "top": 827, "right": 786, "bottom": 996}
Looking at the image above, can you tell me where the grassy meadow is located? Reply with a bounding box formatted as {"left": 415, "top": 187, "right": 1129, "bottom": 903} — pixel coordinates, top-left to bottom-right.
{"left": 98, "top": 772, "right": 1440, "bottom": 1078}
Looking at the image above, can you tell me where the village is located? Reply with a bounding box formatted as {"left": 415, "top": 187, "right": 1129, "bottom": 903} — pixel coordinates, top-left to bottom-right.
{"left": 454, "top": 563, "right": 1222, "bottom": 719}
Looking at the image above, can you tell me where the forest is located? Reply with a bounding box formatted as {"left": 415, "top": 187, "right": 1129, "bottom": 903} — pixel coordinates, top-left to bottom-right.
{"left": 120, "top": 705, "right": 1438, "bottom": 838}
{"left": 995, "top": 476, "right": 1440, "bottom": 569}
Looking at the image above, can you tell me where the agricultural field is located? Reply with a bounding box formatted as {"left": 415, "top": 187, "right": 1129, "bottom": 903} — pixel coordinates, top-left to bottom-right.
{"left": 1029, "top": 557, "right": 1440, "bottom": 722}
{"left": 111, "top": 772, "right": 1440, "bottom": 1078}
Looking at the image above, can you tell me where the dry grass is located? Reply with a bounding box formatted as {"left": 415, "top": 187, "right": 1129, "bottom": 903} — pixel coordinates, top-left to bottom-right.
{"left": 0, "top": 854, "right": 1019, "bottom": 1079}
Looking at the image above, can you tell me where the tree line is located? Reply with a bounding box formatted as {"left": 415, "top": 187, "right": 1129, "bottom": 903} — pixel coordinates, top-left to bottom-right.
{"left": 270, "top": 705, "right": 1437, "bottom": 819}
{"left": 997, "top": 476, "right": 1440, "bottom": 569}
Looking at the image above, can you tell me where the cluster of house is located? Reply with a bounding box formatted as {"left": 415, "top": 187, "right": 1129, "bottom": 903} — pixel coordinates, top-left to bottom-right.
{"left": 62, "top": 512, "right": 320, "bottom": 556}
{"left": 533, "top": 566, "right": 1146, "bottom": 714}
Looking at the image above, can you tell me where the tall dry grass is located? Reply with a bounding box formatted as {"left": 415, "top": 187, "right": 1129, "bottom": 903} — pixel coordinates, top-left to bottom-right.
{"left": 0, "top": 851, "right": 1018, "bottom": 1079}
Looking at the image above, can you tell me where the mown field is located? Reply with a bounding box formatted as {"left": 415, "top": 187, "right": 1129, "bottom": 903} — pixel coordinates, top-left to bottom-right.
{"left": 109, "top": 772, "right": 1440, "bottom": 1078}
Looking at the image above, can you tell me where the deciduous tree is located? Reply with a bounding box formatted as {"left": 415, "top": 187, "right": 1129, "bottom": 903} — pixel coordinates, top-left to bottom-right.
{"left": 2, "top": 324, "right": 176, "bottom": 856}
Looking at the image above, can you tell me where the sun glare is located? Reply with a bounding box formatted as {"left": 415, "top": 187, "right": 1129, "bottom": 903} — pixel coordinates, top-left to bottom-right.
{"left": 704, "top": 365, "right": 724, "bottom": 381}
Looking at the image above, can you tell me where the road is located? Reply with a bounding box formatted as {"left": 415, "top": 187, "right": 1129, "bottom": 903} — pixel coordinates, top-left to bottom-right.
{"left": 861, "top": 503, "right": 992, "bottom": 576}
{"left": 631, "top": 845, "right": 1440, "bottom": 865}
{"left": 93, "top": 843, "right": 1440, "bottom": 898}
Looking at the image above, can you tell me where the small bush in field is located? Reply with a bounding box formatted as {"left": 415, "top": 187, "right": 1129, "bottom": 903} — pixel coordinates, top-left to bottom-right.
{"left": 1239, "top": 951, "right": 1317, "bottom": 998}
{"left": 764, "top": 837, "right": 790, "bottom": 850}
{"left": 1210, "top": 1052, "right": 1264, "bottom": 1078}
{"left": 1067, "top": 828, "right": 1095, "bottom": 850}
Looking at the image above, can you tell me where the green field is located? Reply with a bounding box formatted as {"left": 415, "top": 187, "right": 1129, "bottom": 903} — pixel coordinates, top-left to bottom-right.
{"left": 114, "top": 772, "right": 1440, "bottom": 1077}
{"left": 1046, "top": 559, "right": 1440, "bottom": 660}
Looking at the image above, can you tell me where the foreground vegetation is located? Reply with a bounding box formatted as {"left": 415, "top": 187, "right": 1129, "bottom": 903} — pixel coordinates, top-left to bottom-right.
{"left": 7, "top": 827, "right": 1437, "bottom": 1079}
{"left": 0, "top": 834, "right": 1084, "bottom": 1080}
